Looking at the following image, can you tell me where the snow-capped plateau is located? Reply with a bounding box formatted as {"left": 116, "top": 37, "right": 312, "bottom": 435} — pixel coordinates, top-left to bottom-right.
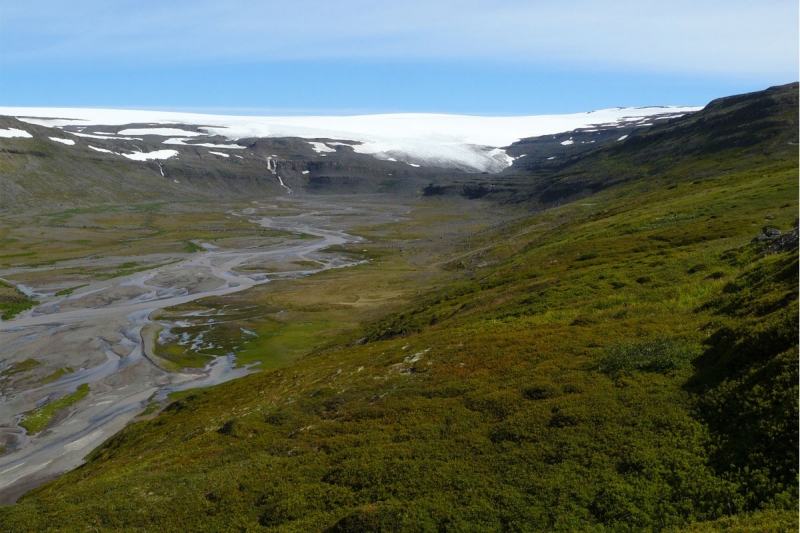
{"left": 0, "top": 106, "right": 702, "bottom": 172}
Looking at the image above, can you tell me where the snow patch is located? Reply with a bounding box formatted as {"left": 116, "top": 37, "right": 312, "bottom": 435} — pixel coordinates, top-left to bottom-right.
{"left": 88, "top": 145, "right": 114, "bottom": 154}
{"left": 561, "top": 138, "right": 574, "bottom": 146}
{"left": 0, "top": 128, "right": 32, "bottom": 138}
{"left": 118, "top": 128, "right": 203, "bottom": 137}
{"left": 617, "top": 135, "right": 629, "bottom": 141}
{"left": 162, "top": 138, "right": 244, "bottom": 149}
{"left": 49, "top": 137, "right": 75, "bottom": 145}
{"left": 308, "top": 141, "right": 335, "bottom": 153}
{"left": 208, "top": 151, "right": 229, "bottom": 158}
{"left": 69, "top": 131, "right": 142, "bottom": 140}
{"left": 122, "top": 150, "right": 179, "bottom": 161}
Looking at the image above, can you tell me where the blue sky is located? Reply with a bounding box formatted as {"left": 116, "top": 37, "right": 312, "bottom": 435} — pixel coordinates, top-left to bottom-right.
{"left": 1, "top": 1, "right": 797, "bottom": 114}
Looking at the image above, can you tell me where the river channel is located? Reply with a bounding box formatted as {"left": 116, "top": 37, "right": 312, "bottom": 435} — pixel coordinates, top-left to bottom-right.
{"left": 0, "top": 207, "right": 367, "bottom": 503}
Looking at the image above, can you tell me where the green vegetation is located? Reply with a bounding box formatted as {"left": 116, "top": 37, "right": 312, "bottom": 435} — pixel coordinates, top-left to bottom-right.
{"left": 152, "top": 243, "right": 434, "bottom": 371}
{"left": 18, "top": 384, "right": 90, "bottom": 435}
{"left": 54, "top": 284, "right": 88, "bottom": 296}
{"left": 4, "top": 359, "right": 41, "bottom": 376}
{"left": 0, "top": 279, "right": 37, "bottom": 320}
{"left": 597, "top": 337, "right": 697, "bottom": 379}
{"left": 184, "top": 240, "right": 203, "bottom": 253}
{"left": 0, "top": 85, "right": 796, "bottom": 532}
{"left": 0, "top": 301, "right": 37, "bottom": 320}
{"left": 40, "top": 367, "right": 75, "bottom": 385}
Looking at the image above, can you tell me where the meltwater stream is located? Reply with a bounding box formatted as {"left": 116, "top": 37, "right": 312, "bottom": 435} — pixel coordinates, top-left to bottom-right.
{"left": 0, "top": 210, "right": 364, "bottom": 504}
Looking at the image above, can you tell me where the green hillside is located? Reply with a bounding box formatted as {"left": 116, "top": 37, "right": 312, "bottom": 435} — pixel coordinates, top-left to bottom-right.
{"left": 0, "top": 85, "right": 797, "bottom": 532}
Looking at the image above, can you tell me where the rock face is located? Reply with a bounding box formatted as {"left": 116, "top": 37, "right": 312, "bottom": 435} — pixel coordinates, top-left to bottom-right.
{"left": 764, "top": 220, "right": 799, "bottom": 254}
{"left": 753, "top": 226, "right": 783, "bottom": 242}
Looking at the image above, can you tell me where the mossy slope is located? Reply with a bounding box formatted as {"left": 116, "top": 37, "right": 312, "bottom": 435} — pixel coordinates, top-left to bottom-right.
{"left": 0, "top": 85, "right": 797, "bottom": 532}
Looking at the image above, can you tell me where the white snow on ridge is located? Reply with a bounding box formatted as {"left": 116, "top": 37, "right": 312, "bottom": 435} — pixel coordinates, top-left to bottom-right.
{"left": 118, "top": 128, "right": 203, "bottom": 137}
{"left": 69, "top": 131, "right": 143, "bottom": 141}
{"left": 162, "top": 138, "right": 245, "bottom": 149}
{"left": 88, "top": 145, "right": 114, "bottom": 154}
{"left": 49, "top": 137, "right": 76, "bottom": 145}
{"left": 122, "top": 150, "right": 179, "bottom": 161}
{"left": 0, "top": 128, "right": 32, "bottom": 138}
{"left": 208, "top": 151, "right": 230, "bottom": 158}
{"left": 1, "top": 106, "right": 702, "bottom": 172}
{"left": 88, "top": 145, "right": 178, "bottom": 161}
{"left": 308, "top": 141, "right": 336, "bottom": 153}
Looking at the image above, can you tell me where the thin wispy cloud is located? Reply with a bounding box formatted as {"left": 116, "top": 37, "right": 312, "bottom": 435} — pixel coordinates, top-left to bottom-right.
{"left": 2, "top": 0, "right": 797, "bottom": 78}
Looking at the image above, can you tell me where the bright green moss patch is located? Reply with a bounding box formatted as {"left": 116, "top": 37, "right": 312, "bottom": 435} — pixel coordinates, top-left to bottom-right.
{"left": 0, "top": 300, "right": 38, "bottom": 320}
{"left": 40, "top": 367, "right": 75, "bottom": 385}
{"left": 0, "top": 279, "right": 37, "bottom": 320}
{"left": 19, "top": 384, "right": 90, "bottom": 435}
{"left": 54, "top": 284, "right": 88, "bottom": 296}
{"left": 4, "top": 358, "right": 41, "bottom": 376}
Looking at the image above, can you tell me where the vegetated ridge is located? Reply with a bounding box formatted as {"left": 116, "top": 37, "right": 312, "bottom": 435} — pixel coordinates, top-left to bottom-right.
{"left": 0, "top": 84, "right": 797, "bottom": 532}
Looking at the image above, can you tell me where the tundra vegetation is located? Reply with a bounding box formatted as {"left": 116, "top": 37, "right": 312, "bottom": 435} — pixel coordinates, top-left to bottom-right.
{"left": 0, "top": 85, "right": 796, "bottom": 531}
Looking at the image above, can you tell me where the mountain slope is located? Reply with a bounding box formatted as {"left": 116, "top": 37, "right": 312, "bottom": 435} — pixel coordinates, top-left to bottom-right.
{"left": 4, "top": 106, "right": 700, "bottom": 173}
{"left": 0, "top": 106, "right": 700, "bottom": 210}
{"left": 0, "top": 86, "right": 797, "bottom": 532}
{"left": 449, "top": 82, "right": 798, "bottom": 204}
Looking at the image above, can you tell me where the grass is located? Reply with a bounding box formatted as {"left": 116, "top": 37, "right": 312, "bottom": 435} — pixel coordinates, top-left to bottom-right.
{"left": 0, "top": 279, "right": 37, "bottom": 320}
{"left": 40, "top": 367, "right": 75, "bottom": 385}
{"left": 152, "top": 210, "right": 479, "bottom": 371}
{"left": 18, "top": 384, "right": 90, "bottom": 435}
{"left": 597, "top": 337, "right": 697, "bottom": 379}
{"left": 0, "top": 90, "right": 796, "bottom": 530}
{"left": 0, "top": 300, "right": 38, "bottom": 321}
{"left": 4, "top": 359, "right": 41, "bottom": 375}
{"left": 54, "top": 284, "right": 88, "bottom": 296}
{"left": 1, "top": 154, "right": 795, "bottom": 531}
{"left": 184, "top": 240, "right": 203, "bottom": 253}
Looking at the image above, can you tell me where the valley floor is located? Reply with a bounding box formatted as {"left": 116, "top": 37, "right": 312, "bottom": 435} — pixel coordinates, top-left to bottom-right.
{"left": 0, "top": 195, "right": 512, "bottom": 505}
{"left": 0, "top": 158, "right": 795, "bottom": 531}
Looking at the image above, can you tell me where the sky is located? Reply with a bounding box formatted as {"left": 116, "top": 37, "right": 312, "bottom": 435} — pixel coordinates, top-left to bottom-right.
{"left": 0, "top": 1, "right": 797, "bottom": 115}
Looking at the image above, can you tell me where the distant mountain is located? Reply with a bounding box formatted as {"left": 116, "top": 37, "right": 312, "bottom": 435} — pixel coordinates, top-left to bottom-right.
{"left": 0, "top": 106, "right": 699, "bottom": 210}
{"left": 498, "top": 82, "right": 799, "bottom": 203}
{"left": 3, "top": 106, "right": 699, "bottom": 173}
